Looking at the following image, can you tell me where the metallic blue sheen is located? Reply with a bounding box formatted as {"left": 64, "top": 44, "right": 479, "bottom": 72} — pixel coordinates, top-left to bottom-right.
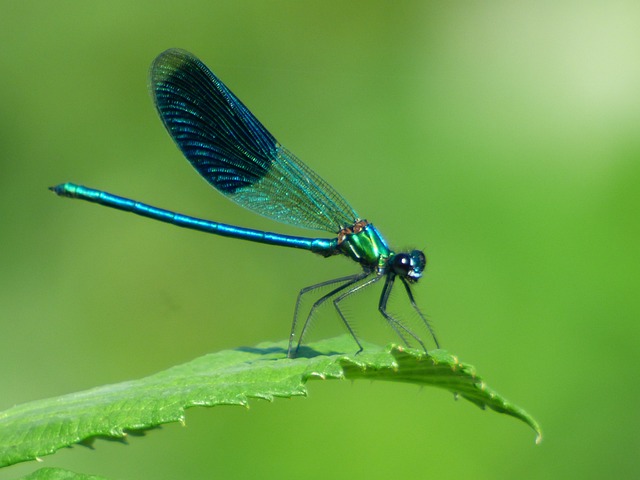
{"left": 50, "top": 183, "right": 337, "bottom": 255}
{"left": 51, "top": 48, "right": 440, "bottom": 358}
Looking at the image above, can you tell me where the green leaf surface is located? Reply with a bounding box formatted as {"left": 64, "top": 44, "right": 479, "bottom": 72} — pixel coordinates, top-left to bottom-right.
{"left": 0, "top": 335, "right": 541, "bottom": 468}
{"left": 21, "top": 467, "right": 108, "bottom": 480}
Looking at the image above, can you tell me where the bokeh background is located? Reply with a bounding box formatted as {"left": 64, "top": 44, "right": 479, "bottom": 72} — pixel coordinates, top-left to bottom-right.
{"left": 2, "top": 1, "right": 639, "bottom": 479}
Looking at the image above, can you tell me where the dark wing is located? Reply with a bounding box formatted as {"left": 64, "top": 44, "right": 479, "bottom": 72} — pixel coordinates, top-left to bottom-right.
{"left": 150, "top": 49, "right": 358, "bottom": 233}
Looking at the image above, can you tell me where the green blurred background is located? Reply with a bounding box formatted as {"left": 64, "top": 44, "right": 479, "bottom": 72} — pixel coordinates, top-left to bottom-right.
{"left": 2, "top": 1, "right": 639, "bottom": 479}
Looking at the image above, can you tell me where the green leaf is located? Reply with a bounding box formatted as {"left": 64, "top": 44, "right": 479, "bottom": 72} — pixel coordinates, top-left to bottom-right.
{"left": 20, "top": 467, "right": 109, "bottom": 480}
{"left": 0, "top": 335, "right": 541, "bottom": 468}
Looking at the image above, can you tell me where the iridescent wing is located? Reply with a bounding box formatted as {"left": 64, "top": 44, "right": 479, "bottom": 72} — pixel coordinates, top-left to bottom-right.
{"left": 150, "top": 48, "right": 358, "bottom": 233}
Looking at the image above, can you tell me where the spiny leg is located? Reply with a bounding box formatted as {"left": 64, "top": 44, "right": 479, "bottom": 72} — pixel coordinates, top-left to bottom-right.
{"left": 332, "top": 274, "right": 386, "bottom": 354}
{"left": 379, "top": 274, "right": 428, "bottom": 352}
{"left": 400, "top": 276, "right": 440, "bottom": 349}
{"left": 293, "top": 272, "right": 371, "bottom": 357}
{"left": 289, "top": 272, "right": 368, "bottom": 358}
{"left": 377, "top": 274, "right": 410, "bottom": 347}
{"left": 291, "top": 274, "right": 363, "bottom": 346}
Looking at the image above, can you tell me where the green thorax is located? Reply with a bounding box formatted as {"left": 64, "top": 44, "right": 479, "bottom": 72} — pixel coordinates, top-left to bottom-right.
{"left": 337, "top": 220, "right": 392, "bottom": 270}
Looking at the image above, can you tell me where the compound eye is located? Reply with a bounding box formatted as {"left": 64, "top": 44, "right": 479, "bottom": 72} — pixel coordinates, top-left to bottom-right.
{"left": 411, "top": 250, "right": 426, "bottom": 273}
{"left": 391, "top": 253, "right": 412, "bottom": 276}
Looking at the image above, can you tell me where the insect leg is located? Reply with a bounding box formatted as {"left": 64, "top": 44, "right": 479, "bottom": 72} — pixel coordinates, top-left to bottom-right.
{"left": 399, "top": 276, "right": 440, "bottom": 349}
{"left": 332, "top": 274, "right": 385, "bottom": 354}
{"left": 379, "top": 275, "right": 428, "bottom": 352}
{"left": 289, "top": 272, "right": 369, "bottom": 358}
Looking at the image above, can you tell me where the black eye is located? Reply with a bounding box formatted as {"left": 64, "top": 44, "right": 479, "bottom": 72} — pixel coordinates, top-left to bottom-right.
{"left": 391, "top": 250, "right": 427, "bottom": 280}
{"left": 391, "top": 253, "right": 412, "bottom": 276}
